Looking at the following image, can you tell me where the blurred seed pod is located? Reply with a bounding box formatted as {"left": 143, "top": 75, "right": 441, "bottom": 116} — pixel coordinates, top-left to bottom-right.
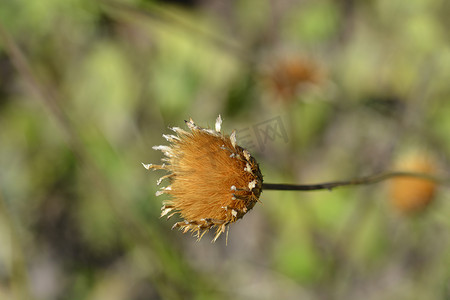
{"left": 390, "top": 153, "right": 437, "bottom": 214}
{"left": 262, "top": 55, "right": 324, "bottom": 101}
{"left": 143, "top": 116, "right": 263, "bottom": 242}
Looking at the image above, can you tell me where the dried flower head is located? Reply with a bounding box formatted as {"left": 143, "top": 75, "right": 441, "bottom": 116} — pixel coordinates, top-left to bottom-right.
{"left": 390, "top": 153, "right": 437, "bottom": 214}
{"left": 142, "top": 116, "right": 263, "bottom": 241}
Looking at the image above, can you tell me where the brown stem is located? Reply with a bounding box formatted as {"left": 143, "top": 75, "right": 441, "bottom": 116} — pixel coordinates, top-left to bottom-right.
{"left": 262, "top": 171, "right": 444, "bottom": 191}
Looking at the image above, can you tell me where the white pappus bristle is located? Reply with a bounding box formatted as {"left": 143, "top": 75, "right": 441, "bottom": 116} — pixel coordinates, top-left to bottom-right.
{"left": 215, "top": 115, "right": 222, "bottom": 132}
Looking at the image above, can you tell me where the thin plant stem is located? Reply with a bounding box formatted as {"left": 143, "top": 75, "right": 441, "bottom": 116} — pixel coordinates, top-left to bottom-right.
{"left": 262, "top": 171, "right": 445, "bottom": 192}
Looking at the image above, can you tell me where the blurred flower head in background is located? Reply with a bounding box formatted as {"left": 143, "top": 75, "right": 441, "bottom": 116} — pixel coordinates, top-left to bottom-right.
{"left": 390, "top": 151, "right": 438, "bottom": 214}
{"left": 263, "top": 55, "right": 324, "bottom": 101}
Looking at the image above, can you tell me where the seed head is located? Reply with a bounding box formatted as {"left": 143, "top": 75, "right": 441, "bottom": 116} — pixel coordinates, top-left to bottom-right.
{"left": 143, "top": 115, "right": 263, "bottom": 242}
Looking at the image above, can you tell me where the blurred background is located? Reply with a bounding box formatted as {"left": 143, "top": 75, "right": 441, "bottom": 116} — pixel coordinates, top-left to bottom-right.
{"left": 1, "top": 0, "right": 450, "bottom": 299}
